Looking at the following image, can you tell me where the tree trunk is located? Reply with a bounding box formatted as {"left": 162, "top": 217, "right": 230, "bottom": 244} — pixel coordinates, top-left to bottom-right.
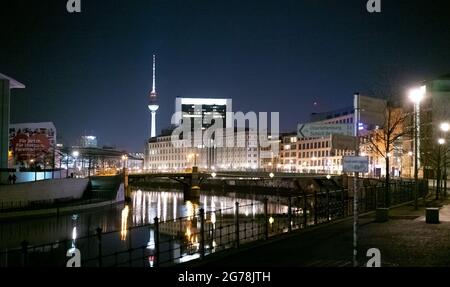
{"left": 385, "top": 157, "right": 390, "bottom": 207}
{"left": 436, "top": 168, "right": 441, "bottom": 200}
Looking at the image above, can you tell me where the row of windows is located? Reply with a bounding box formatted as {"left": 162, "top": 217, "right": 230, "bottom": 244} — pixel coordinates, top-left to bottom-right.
{"left": 284, "top": 159, "right": 344, "bottom": 166}
{"left": 148, "top": 156, "right": 259, "bottom": 162}
{"left": 300, "top": 141, "right": 330, "bottom": 150}
{"left": 282, "top": 149, "right": 354, "bottom": 159}
{"left": 283, "top": 141, "right": 330, "bottom": 150}
{"left": 147, "top": 159, "right": 259, "bottom": 165}
{"left": 326, "top": 118, "right": 353, "bottom": 124}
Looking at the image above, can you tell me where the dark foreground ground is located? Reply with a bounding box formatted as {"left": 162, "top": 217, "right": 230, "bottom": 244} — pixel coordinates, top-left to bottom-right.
{"left": 189, "top": 198, "right": 450, "bottom": 267}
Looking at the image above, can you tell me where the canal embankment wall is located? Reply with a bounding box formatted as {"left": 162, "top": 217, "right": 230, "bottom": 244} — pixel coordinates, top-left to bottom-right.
{"left": 0, "top": 178, "right": 89, "bottom": 208}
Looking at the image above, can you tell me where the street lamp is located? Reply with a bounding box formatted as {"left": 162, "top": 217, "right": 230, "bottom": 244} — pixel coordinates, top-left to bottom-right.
{"left": 30, "top": 159, "right": 36, "bottom": 181}
{"left": 269, "top": 172, "right": 274, "bottom": 178}
{"left": 441, "top": 122, "right": 450, "bottom": 133}
{"left": 441, "top": 122, "right": 449, "bottom": 197}
{"left": 409, "top": 86, "right": 426, "bottom": 210}
{"left": 72, "top": 151, "right": 79, "bottom": 178}
{"left": 437, "top": 138, "right": 446, "bottom": 199}
{"left": 121, "top": 155, "right": 128, "bottom": 169}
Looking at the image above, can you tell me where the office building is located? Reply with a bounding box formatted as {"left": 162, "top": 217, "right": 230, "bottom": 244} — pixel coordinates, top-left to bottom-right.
{"left": 172, "top": 97, "right": 232, "bottom": 130}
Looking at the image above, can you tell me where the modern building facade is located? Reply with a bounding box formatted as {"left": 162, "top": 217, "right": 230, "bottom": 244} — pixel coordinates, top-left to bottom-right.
{"left": 172, "top": 97, "right": 232, "bottom": 130}
{"left": 144, "top": 127, "right": 261, "bottom": 172}
{"left": 279, "top": 133, "right": 355, "bottom": 174}
{"left": 81, "top": 135, "right": 98, "bottom": 148}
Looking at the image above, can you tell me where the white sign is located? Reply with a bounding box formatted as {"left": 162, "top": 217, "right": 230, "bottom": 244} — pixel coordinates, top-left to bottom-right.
{"left": 343, "top": 156, "right": 369, "bottom": 173}
{"left": 298, "top": 123, "right": 353, "bottom": 138}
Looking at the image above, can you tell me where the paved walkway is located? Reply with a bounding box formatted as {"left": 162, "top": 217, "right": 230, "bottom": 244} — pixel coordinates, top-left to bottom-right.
{"left": 191, "top": 199, "right": 450, "bottom": 267}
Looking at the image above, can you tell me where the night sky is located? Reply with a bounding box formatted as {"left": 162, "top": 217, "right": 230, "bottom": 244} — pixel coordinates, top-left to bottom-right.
{"left": 1, "top": 0, "right": 450, "bottom": 151}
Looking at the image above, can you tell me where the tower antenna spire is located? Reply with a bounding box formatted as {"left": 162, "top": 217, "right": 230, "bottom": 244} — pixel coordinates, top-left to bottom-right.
{"left": 152, "top": 54, "right": 156, "bottom": 94}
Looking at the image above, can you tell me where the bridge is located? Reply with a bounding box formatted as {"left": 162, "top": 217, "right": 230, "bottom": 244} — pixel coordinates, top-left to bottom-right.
{"left": 126, "top": 167, "right": 350, "bottom": 201}
{"left": 127, "top": 167, "right": 212, "bottom": 199}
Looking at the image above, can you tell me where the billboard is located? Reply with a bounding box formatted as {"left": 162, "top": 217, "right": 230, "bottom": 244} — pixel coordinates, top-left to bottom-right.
{"left": 9, "top": 122, "right": 56, "bottom": 163}
{"left": 357, "top": 95, "right": 387, "bottom": 128}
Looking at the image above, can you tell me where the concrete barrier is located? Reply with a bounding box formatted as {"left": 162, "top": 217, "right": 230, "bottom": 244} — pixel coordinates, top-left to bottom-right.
{"left": 0, "top": 178, "right": 88, "bottom": 208}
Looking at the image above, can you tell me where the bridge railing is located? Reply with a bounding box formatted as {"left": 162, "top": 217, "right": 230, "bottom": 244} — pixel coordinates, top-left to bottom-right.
{"left": 0, "top": 180, "right": 425, "bottom": 267}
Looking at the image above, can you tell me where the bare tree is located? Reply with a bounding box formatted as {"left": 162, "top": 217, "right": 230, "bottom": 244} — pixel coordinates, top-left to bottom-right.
{"left": 365, "top": 102, "right": 410, "bottom": 207}
{"left": 363, "top": 73, "right": 412, "bottom": 207}
{"left": 421, "top": 141, "right": 449, "bottom": 199}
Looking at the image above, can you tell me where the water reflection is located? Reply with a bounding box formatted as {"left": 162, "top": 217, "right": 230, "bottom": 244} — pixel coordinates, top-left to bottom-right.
{"left": 120, "top": 205, "right": 129, "bottom": 241}
{"left": 130, "top": 189, "right": 288, "bottom": 226}
{"left": 0, "top": 188, "right": 288, "bottom": 253}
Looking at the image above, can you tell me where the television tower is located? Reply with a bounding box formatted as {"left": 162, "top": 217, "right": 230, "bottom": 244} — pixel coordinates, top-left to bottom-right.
{"left": 148, "top": 55, "right": 159, "bottom": 138}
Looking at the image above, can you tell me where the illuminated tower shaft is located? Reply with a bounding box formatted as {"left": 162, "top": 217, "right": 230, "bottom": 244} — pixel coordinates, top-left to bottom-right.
{"left": 148, "top": 55, "right": 159, "bottom": 138}
{"left": 150, "top": 111, "right": 157, "bottom": 138}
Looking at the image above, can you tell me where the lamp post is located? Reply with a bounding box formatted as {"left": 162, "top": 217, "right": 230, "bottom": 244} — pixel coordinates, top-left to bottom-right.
{"left": 121, "top": 155, "right": 128, "bottom": 169}
{"left": 30, "top": 159, "right": 36, "bottom": 181}
{"left": 408, "top": 151, "right": 413, "bottom": 178}
{"left": 409, "top": 86, "right": 425, "bottom": 210}
{"left": 437, "top": 138, "right": 445, "bottom": 199}
{"left": 440, "top": 122, "right": 449, "bottom": 197}
{"left": 72, "top": 151, "right": 79, "bottom": 178}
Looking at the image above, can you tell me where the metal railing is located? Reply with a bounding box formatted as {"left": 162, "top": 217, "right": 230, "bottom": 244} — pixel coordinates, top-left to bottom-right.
{"left": 0, "top": 180, "right": 426, "bottom": 267}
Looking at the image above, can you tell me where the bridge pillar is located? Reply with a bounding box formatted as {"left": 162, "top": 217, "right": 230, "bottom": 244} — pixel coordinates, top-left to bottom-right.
{"left": 123, "top": 167, "right": 131, "bottom": 202}
{"left": 183, "top": 166, "right": 201, "bottom": 200}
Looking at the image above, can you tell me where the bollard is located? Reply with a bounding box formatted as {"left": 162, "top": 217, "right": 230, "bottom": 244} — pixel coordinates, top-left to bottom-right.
{"left": 199, "top": 208, "right": 205, "bottom": 258}
{"left": 426, "top": 208, "right": 440, "bottom": 224}
{"left": 179, "top": 217, "right": 183, "bottom": 256}
{"left": 303, "top": 192, "right": 308, "bottom": 228}
{"left": 96, "top": 227, "right": 102, "bottom": 267}
{"left": 313, "top": 189, "right": 318, "bottom": 225}
{"left": 21, "top": 241, "right": 29, "bottom": 267}
{"left": 375, "top": 208, "right": 389, "bottom": 223}
{"left": 288, "top": 196, "right": 292, "bottom": 232}
{"left": 326, "top": 189, "right": 330, "bottom": 222}
{"left": 154, "top": 217, "right": 160, "bottom": 267}
{"left": 264, "top": 198, "right": 269, "bottom": 240}
{"left": 235, "top": 202, "right": 240, "bottom": 248}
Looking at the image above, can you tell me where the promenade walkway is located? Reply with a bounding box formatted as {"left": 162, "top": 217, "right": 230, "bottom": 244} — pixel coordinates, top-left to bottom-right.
{"left": 191, "top": 198, "right": 450, "bottom": 267}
